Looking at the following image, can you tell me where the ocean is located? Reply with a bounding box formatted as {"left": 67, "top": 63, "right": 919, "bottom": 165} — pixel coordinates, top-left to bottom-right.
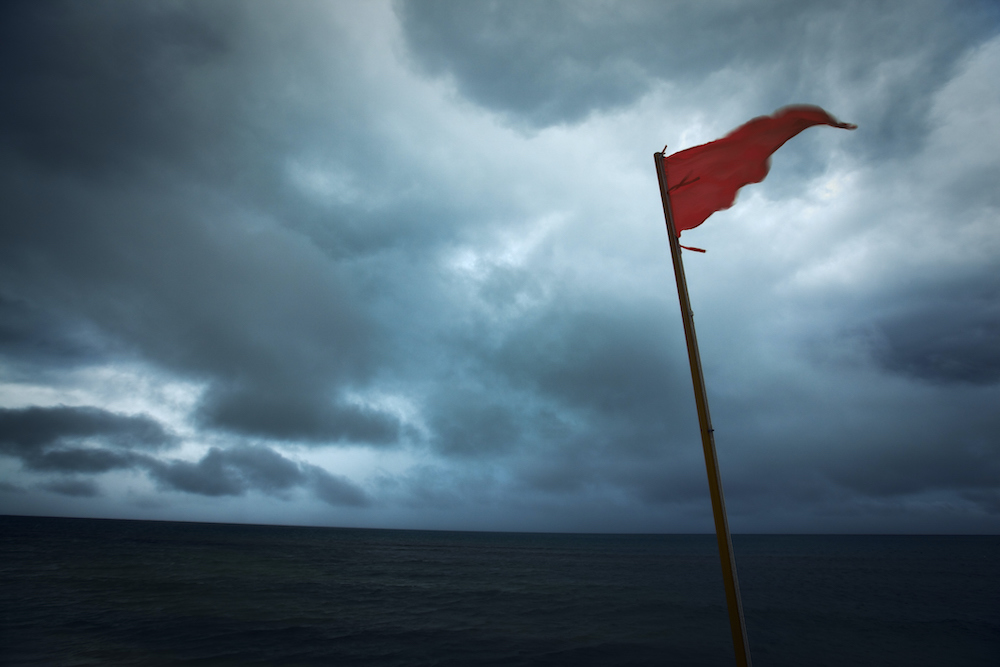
{"left": 1, "top": 515, "right": 997, "bottom": 666}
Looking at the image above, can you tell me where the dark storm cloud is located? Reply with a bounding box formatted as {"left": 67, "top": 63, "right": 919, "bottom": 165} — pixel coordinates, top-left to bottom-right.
{"left": 493, "top": 303, "right": 682, "bottom": 419}
{"left": 0, "top": 296, "right": 110, "bottom": 371}
{"left": 0, "top": 1, "right": 231, "bottom": 178}
{"left": 832, "top": 433, "right": 1000, "bottom": 499}
{"left": 869, "top": 279, "right": 1000, "bottom": 385}
{"left": 0, "top": 407, "right": 372, "bottom": 504}
{"left": 23, "top": 448, "right": 139, "bottom": 474}
{"left": 147, "top": 445, "right": 370, "bottom": 506}
{"left": 148, "top": 446, "right": 299, "bottom": 497}
{"left": 2, "top": 0, "right": 998, "bottom": 532}
{"left": 396, "top": 0, "right": 650, "bottom": 126}
{"left": 685, "top": 340, "right": 1000, "bottom": 523}
{"left": 0, "top": 1, "right": 404, "bottom": 445}
{"left": 419, "top": 290, "right": 705, "bottom": 505}
{"left": 1, "top": 155, "right": 394, "bottom": 444}
{"left": 396, "top": 0, "right": 997, "bottom": 155}
{"left": 197, "top": 386, "right": 400, "bottom": 444}
{"left": 0, "top": 405, "right": 175, "bottom": 453}
{"left": 306, "top": 464, "right": 371, "bottom": 507}
{"left": 0, "top": 405, "right": 369, "bottom": 505}
{"left": 0, "top": 405, "right": 169, "bottom": 479}
{"left": 428, "top": 395, "right": 522, "bottom": 457}
{"left": 40, "top": 478, "right": 101, "bottom": 498}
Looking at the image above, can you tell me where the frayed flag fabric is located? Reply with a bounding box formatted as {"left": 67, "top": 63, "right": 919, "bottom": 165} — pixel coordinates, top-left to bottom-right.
{"left": 663, "top": 105, "right": 856, "bottom": 237}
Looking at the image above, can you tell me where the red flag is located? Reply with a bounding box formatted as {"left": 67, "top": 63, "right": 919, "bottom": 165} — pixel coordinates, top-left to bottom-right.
{"left": 664, "top": 105, "right": 856, "bottom": 238}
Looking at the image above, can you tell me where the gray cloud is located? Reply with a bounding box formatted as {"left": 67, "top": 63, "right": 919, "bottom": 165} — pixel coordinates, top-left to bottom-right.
{"left": 0, "top": 295, "right": 111, "bottom": 372}
{"left": 0, "top": 405, "right": 370, "bottom": 507}
{"left": 0, "top": 405, "right": 175, "bottom": 453}
{"left": 197, "top": 387, "right": 401, "bottom": 444}
{"left": 869, "top": 279, "right": 1000, "bottom": 386}
{"left": 23, "top": 447, "right": 140, "bottom": 474}
{"left": 492, "top": 303, "right": 683, "bottom": 420}
{"left": 831, "top": 435, "right": 1000, "bottom": 499}
{"left": 41, "top": 478, "right": 101, "bottom": 498}
{"left": 1, "top": 1, "right": 998, "bottom": 532}
{"left": 420, "top": 286, "right": 698, "bottom": 460}
{"left": 395, "top": 0, "right": 997, "bottom": 148}
{"left": 147, "top": 445, "right": 370, "bottom": 507}
{"left": 0, "top": 1, "right": 231, "bottom": 178}
{"left": 148, "top": 446, "right": 294, "bottom": 497}
{"left": 0, "top": 1, "right": 403, "bottom": 446}
{"left": 306, "top": 464, "right": 371, "bottom": 507}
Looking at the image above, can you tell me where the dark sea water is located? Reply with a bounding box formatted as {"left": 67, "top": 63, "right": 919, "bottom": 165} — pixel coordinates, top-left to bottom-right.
{"left": 1, "top": 516, "right": 997, "bottom": 666}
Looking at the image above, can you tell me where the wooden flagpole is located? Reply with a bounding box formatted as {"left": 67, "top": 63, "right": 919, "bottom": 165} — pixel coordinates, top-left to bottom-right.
{"left": 654, "top": 152, "right": 752, "bottom": 667}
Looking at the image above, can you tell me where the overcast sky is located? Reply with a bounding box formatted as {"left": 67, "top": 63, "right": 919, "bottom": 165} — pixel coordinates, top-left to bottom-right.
{"left": 2, "top": 0, "right": 999, "bottom": 533}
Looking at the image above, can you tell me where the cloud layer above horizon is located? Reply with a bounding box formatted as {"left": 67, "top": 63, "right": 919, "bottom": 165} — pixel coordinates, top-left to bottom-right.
{"left": 2, "top": 0, "right": 999, "bottom": 532}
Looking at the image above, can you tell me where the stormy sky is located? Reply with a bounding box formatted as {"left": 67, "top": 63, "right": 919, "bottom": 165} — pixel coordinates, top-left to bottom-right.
{"left": 2, "top": 0, "right": 999, "bottom": 533}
